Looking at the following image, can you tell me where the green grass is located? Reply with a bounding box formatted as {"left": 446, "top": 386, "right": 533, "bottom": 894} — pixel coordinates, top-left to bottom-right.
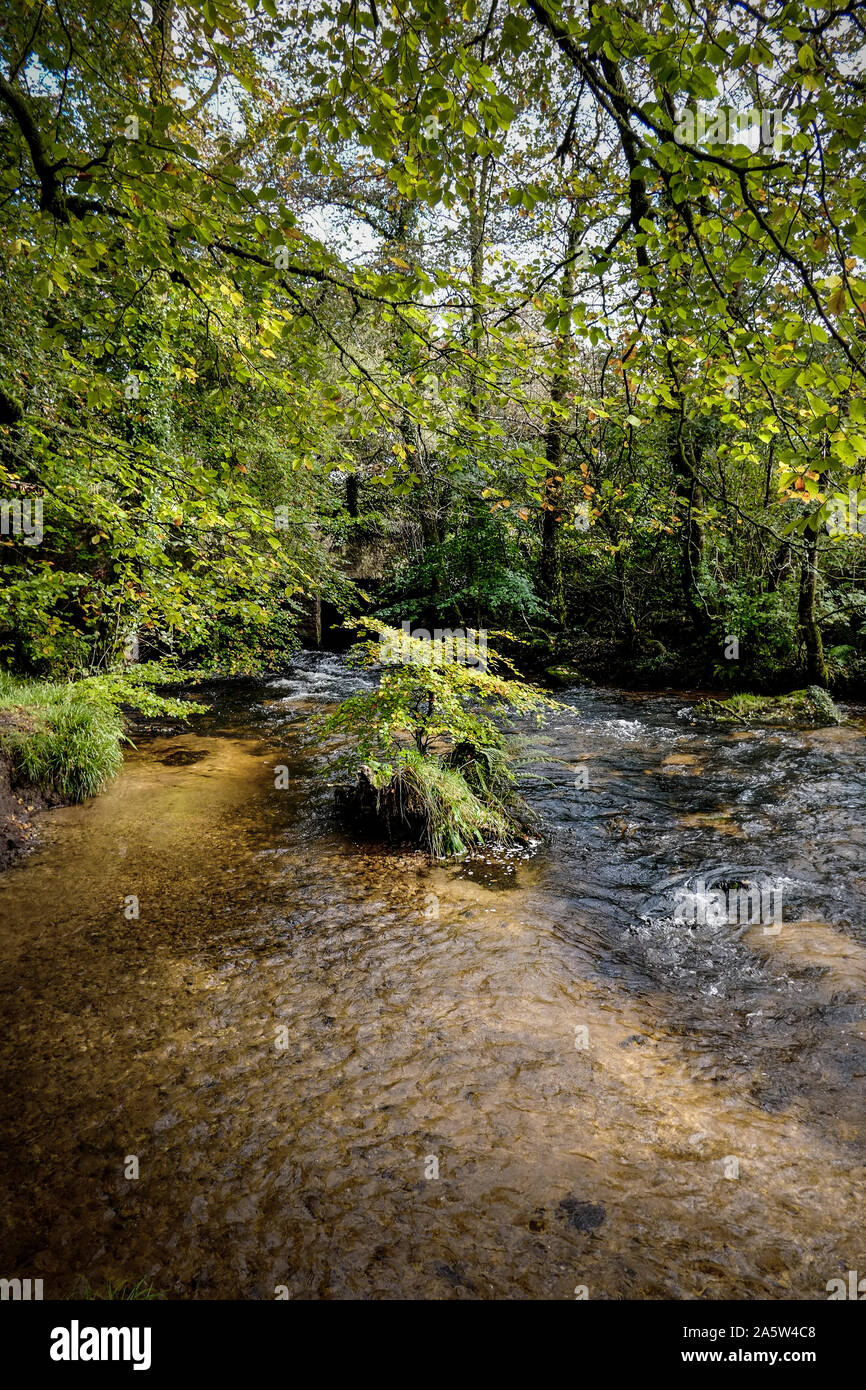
{"left": 0, "top": 662, "right": 206, "bottom": 804}
{"left": 0, "top": 673, "right": 125, "bottom": 801}
{"left": 361, "top": 746, "right": 521, "bottom": 858}
{"left": 78, "top": 1278, "right": 165, "bottom": 1301}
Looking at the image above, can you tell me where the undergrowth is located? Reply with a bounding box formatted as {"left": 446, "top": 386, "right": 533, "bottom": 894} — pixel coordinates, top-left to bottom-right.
{"left": 0, "top": 663, "right": 208, "bottom": 802}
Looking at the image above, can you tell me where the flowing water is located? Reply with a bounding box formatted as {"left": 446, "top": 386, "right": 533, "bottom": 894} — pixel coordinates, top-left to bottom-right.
{"left": 1, "top": 653, "right": 865, "bottom": 1300}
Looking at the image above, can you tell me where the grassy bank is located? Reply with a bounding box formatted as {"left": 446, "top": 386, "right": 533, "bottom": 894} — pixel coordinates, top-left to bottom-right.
{"left": 0, "top": 667, "right": 207, "bottom": 869}
{"left": 0, "top": 674, "right": 126, "bottom": 803}
{"left": 0, "top": 673, "right": 128, "bottom": 872}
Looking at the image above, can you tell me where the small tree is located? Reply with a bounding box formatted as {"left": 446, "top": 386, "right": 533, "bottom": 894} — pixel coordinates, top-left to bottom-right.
{"left": 316, "top": 620, "right": 561, "bottom": 857}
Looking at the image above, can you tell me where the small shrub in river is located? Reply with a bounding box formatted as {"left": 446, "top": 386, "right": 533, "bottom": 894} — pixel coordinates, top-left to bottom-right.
{"left": 317, "top": 620, "right": 560, "bottom": 857}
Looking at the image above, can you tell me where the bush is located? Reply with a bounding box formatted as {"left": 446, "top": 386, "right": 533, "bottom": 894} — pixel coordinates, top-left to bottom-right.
{"left": 0, "top": 675, "right": 125, "bottom": 801}
{"left": 190, "top": 602, "right": 302, "bottom": 674}
{"left": 317, "top": 620, "right": 560, "bottom": 857}
{"left": 376, "top": 505, "right": 545, "bottom": 631}
{"left": 698, "top": 572, "right": 799, "bottom": 686}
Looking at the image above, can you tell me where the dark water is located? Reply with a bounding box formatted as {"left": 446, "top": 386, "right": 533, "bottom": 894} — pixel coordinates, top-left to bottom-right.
{"left": 1, "top": 653, "right": 865, "bottom": 1299}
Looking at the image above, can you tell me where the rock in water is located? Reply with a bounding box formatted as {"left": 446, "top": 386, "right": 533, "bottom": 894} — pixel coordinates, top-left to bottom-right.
{"left": 557, "top": 1196, "right": 606, "bottom": 1232}
{"left": 692, "top": 688, "right": 844, "bottom": 728}
{"left": 805, "top": 685, "right": 844, "bottom": 725}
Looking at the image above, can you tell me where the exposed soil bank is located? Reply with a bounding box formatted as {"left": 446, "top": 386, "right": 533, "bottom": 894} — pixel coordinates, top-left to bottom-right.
{"left": 0, "top": 749, "right": 63, "bottom": 872}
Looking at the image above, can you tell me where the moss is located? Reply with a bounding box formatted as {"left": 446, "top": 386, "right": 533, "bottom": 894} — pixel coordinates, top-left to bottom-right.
{"left": 693, "top": 686, "right": 844, "bottom": 727}
{"left": 546, "top": 662, "right": 584, "bottom": 687}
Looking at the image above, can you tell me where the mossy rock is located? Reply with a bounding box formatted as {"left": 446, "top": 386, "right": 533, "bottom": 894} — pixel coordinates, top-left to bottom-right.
{"left": 639, "top": 638, "right": 671, "bottom": 662}
{"left": 545, "top": 663, "right": 584, "bottom": 687}
{"left": 693, "top": 686, "right": 844, "bottom": 728}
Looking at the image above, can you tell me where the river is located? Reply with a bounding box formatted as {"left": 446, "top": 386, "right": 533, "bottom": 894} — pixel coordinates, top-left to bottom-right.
{"left": 1, "top": 652, "right": 864, "bottom": 1299}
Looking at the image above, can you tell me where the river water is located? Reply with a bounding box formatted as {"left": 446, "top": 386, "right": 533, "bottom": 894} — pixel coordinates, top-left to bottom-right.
{"left": 1, "top": 653, "right": 865, "bottom": 1299}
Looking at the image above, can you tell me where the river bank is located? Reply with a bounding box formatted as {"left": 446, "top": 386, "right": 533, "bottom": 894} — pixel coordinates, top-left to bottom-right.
{"left": 0, "top": 656, "right": 852, "bottom": 876}
{"left": 0, "top": 746, "right": 61, "bottom": 871}
{"left": 0, "top": 669, "right": 208, "bottom": 873}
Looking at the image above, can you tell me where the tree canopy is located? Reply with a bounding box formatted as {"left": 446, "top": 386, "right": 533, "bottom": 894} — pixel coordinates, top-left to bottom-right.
{"left": 3, "top": 0, "right": 866, "bottom": 689}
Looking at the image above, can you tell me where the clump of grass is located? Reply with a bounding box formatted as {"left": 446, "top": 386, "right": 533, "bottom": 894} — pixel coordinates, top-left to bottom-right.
{"left": 356, "top": 747, "right": 515, "bottom": 858}
{"left": 78, "top": 1278, "right": 164, "bottom": 1301}
{"left": 0, "top": 674, "right": 125, "bottom": 801}
{"left": 0, "top": 662, "right": 208, "bottom": 803}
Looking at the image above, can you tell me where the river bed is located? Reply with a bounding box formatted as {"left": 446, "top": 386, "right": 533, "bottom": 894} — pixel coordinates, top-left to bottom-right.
{"left": 1, "top": 653, "right": 865, "bottom": 1299}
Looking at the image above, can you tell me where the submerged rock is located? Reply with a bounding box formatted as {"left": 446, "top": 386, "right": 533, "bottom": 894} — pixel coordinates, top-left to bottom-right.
{"left": 692, "top": 686, "right": 844, "bottom": 728}
{"left": 159, "top": 748, "right": 210, "bottom": 767}
{"left": 557, "top": 1197, "right": 607, "bottom": 1232}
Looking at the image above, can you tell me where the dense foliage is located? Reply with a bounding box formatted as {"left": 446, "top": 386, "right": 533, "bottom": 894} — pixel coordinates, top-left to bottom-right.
{"left": 3, "top": 0, "right": 866, "bottom": 699}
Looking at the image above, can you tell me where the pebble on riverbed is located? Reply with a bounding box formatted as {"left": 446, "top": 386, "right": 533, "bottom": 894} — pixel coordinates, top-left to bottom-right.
{"left": 556, "top": 1197, "right": 607, "bottom": 1233}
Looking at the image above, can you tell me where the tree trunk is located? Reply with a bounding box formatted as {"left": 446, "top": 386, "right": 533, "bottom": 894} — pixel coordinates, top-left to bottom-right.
{"left": 665, "top": 414, "right": 705, "bottom": 626}
{"left": 798, "top": 532, "right": 828, "bottom": 686}
{"left": 540, "top": 218, "right": 579, "bottom": 626}
{"left": 150, "top": 0, "right": 174, "bottom": 104}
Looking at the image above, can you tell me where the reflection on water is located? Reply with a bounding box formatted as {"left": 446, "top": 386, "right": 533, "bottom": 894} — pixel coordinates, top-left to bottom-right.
{"left": 0, "top": 652, "right": 865, "bottom": 1299}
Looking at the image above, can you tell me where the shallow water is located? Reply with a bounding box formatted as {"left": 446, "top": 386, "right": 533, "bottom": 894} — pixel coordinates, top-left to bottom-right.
{"left": 1, "top": 653, "right": 865, "bottom": 1299}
